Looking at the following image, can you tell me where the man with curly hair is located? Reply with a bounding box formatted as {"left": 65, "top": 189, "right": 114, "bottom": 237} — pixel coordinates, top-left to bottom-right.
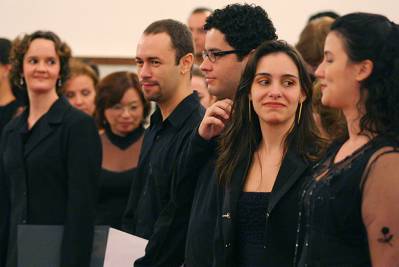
{"left": 184, "top": 4, "right": 277, "bottom": 267}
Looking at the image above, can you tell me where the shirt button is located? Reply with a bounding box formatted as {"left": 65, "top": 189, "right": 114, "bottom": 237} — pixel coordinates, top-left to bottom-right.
{"left": 222, "top": 212, "right": 231, "bottom": 219}
{"left": 225, "top": 243, "right": 231, "bottom": 248}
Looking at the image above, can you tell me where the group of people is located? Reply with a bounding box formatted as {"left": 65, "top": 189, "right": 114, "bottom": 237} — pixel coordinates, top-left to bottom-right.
{"left": 0, "top": 3, "right": 399, "bottom": 267}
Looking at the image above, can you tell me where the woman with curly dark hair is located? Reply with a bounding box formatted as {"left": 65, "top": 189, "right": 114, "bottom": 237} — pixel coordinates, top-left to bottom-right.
{"left": 199, "top": 40, "right": 326, "bottom": 267}
{"left": 296, "top": 13, "right": 399, "bottom": 266}
{"left": 0, "top": 31, "right": 101, "bottom": 267}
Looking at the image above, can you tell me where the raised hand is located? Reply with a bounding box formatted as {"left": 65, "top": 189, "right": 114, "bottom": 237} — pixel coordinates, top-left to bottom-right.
{"left": 198, "top": 99, "right": 233, "bottom": 140}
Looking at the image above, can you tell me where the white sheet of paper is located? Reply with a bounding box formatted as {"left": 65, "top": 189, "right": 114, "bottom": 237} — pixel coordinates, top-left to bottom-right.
{"left": 103, "top": 228, "right": 148, "bottom": 267}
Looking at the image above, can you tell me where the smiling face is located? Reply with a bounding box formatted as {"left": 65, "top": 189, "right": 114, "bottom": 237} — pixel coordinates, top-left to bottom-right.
{"left": 64, "top": 74, "right": 96, "bottom": 115}
{"left": 250, "top": 52, "right": 305, "bottom": 127}
{"left": 23, "top": 38, "right": 60, "bottom": 95}
{"left": 104, "top": 88, "right": 144, "bottom": 136}
{"left": 135, "top": 33, "right": 182, "bottom": 104}
{"left": 315, "top": 31, "right": 362, "bottom": 110}
{"left": 200, "top": 28, "right": 247, "bottom": 100}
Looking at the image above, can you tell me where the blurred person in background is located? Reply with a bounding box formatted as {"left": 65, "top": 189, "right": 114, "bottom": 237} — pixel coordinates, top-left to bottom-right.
{"left": 62, "top": 59, "right": 99, "bottom": 117}
{"left": 188, "top": 7, "right": 212, "bottom": 65}
{"left": 0, "top": 38, "right": 23, "bottom": 134}
{"left": 95, "top": 71, "right": 149, "bottom": 230}
{"left": 191, "top": 65, "right": 215, "bottom": 108}
{"left": 296, "top": 16, "right": 346, "bottom": 141}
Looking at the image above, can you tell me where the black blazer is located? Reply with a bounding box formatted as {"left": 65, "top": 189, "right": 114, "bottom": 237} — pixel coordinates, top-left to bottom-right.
{"left": 0, "top": 97, "right": 102, "bottom": 267}
{"left": 213, "top": 149, "right": 309, "bottom": 267}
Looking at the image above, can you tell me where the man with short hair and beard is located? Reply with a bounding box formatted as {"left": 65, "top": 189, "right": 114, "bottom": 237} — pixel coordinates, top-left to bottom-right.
{"left": 183, "top": 4, "right": 278, "bottom": 267}
{"left": 123, "top": 19, "right": 204, "bottom": 267}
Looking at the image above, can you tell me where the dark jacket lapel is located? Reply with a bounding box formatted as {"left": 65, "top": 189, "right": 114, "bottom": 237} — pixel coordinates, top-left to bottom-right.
{"left": 268, "top": 149, "right": 308, "bottom": 213}
{"left": 24, "top": 98, "right": 70, "bottom": 158}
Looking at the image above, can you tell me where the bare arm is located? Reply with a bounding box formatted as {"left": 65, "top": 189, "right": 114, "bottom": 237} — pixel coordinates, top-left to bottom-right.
{"left": 362, "top": 149, "right": 399, "bottom": 267}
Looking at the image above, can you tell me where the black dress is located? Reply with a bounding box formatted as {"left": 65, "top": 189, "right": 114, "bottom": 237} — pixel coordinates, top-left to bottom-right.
{"left": 236, "top": 192, "right": 270, "bottom": 267}
{"left": 296, "top": 137, "right": 399, "bottom": 267}
{"left": 96, "top": 125, "right": 143, "bottom": 230}
{"left": 96, "top": 168, "right": 136, "bottom": 229}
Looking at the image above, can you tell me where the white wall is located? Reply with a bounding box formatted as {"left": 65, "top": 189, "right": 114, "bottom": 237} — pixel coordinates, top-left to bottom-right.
{"left": 1, "top": 0, "right": 398, "bottom": 58}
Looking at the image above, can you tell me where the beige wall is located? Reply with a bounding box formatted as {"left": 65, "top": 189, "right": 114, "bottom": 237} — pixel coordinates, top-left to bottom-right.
{"left": 1, "top": 0, "right": 398, "bottom": 58}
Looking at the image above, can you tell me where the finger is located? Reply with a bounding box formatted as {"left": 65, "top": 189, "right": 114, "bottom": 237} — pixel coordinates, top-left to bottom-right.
{"left": 208, "top": 105, "right": 231, "bottom": 120}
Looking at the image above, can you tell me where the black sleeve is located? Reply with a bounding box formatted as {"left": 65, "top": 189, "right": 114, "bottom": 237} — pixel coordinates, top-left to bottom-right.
{"left": 60, "top": 116, "right": 102, "bottom": 267}
{"left": 134, "top": 128, "right": 214, "bottom": 267}
{"left": 178, "top": 127, "right": 217, "bottom": 180}
{"left": 0, "top": 131, "right": 10, "bottom": 267}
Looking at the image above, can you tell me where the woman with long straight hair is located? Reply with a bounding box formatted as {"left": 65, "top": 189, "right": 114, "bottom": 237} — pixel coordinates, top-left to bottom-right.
{"left": 198, "top": 40, "right": 326, "bottom": 267}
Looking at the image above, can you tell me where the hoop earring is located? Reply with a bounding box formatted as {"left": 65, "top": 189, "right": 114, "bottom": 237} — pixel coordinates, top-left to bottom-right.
{"left": 297, "top": 101, "right": 303, "bottom": 125}
{"left": 248, "top": 98, "right": 252, "bottom": 122}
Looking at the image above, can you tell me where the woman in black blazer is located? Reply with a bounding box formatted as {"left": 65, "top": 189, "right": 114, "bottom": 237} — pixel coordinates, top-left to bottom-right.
{"left": 0, "top": 31, "right": 101, "bottom": 267}
{"left": 198, "top": 40, "right": 326, "bottom": 267}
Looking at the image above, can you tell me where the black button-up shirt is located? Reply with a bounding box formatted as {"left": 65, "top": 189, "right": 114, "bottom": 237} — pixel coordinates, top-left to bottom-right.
{"left": 123, "top": 92, "right": 204, "bottom": 267}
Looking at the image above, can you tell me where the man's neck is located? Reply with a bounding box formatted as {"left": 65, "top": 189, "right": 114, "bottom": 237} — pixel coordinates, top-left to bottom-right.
{"left": 158, "top": 80, "right": 193, "bottom": 120}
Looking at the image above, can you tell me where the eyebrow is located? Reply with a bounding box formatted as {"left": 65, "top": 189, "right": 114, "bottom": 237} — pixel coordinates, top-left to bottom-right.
{"left": 255, "top": 72, "right": 299, "bottom": 79}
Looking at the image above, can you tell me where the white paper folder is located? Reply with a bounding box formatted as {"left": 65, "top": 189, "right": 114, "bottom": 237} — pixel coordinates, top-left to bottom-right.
{"left": 17, "top": 225, "right": 148, "bottom": 267}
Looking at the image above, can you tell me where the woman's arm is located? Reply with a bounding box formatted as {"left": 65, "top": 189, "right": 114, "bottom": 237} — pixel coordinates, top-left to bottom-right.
{"left": 362, "top": 149, "right": 399, "bottom": 267}
{"left": 61, "top": 116, "right": 102, "bottom": 267}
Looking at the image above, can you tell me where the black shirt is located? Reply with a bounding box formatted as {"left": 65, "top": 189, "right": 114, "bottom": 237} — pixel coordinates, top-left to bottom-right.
{"left": 0, "top": 99, "right": 21, "bottom": 135}
{"left": 123, "top": 92, "right": 204, "bottom": 267}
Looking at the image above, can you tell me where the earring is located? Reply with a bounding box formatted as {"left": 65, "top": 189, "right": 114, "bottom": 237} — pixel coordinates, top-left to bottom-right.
{"left": 19, "top": 76, "right": 24, "bottom": 86}
{"left": 248, "top": 98, "right": 252, "bottom": 123}
{"left": 57, "top": 79, "right": 62, "bottom": 87}
{"left": 297, "top": 101, "right": 303, "bottom": 125}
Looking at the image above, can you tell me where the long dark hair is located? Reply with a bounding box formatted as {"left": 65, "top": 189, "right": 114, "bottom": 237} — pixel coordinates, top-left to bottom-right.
{"left": 216, "top": 40, "right": 326, "bottom": 185}
{"left": 331, "top": 12, "right": 399, "bottom": 139}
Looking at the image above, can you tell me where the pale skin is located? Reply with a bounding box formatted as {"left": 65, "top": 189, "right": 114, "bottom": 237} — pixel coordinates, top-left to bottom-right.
{"left": 199, "top": 52, "right": 305, "bottom": 192}
{"left": 135, "top": 32, "right": 194, "bottom": 120}
{"left": 0, "top": 63, "right": 15, "bottom": 106}
{"left": 316, "top": 31, "right": 399, "bottom": 266}
{"left": 22, "top": 38, "right": 61, "bottom": 129}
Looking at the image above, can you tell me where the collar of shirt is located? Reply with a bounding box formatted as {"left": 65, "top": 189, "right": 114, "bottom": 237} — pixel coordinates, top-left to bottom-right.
{"left": 149, "top": 92, "right": 200, "bottom": 130}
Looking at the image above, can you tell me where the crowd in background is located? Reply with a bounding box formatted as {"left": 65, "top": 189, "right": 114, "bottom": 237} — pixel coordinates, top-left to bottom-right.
{"left": 1, "top": 3, "right": 399, "bottom": 267}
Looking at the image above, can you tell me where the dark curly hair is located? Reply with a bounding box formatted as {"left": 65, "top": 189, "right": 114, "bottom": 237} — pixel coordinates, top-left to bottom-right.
{"left": 9, "top": 31, "right": 72, "bottom": 104}
{"left": 216, "top": 40, "right": 327, "bottom": 185}
{"left": 331, "top": 13, "right": 399, "bottom": 139}
{"left": 96, "top": 71, "right": 150, "bottom": 128}
{"left": 204, "top": 3, "right": 277, "bottom": 60}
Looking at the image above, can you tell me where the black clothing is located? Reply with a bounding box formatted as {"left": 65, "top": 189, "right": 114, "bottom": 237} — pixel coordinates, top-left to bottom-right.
{"left": 123, "top": 92, "right": 204, "bottom": 267}
{"left": 297, "top": 137, "right": 398, "bottom": 267}
{"left": 0, "top": 97, "right": 101, "bottom": 267}
{"left": 104, "top": 123, "right": 144, "bottom": 150}
{"left": 184, "top": 131, "right": 221, "bottom": 267}
{"left": 214, "top": 149, "right": 309, "bottom": 267}
{"left": 96, "top": 168, "right": 136, "bottom": 230}
{"left": 236, "top": 192, "right": 270, "bottom": 267}
{"left": 0, "top": 100, "right": 20, "bottom": 134}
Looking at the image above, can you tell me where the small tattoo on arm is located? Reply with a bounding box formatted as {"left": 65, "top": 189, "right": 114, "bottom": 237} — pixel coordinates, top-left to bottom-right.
{"left": 377, "top": 227, "right": 393, "bottom": 246}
